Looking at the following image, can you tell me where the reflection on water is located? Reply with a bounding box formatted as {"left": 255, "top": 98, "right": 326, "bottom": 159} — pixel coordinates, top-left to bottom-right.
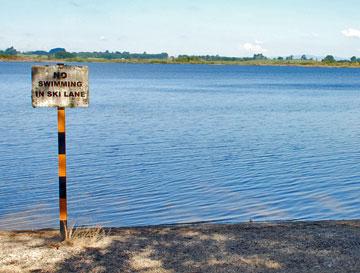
{"left": 0, "top": 62, "right": 359, "bottom": 229}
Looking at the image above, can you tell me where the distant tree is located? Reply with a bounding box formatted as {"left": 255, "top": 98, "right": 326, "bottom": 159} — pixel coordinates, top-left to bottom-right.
{"left": 49, "top": 48, "right": 66, "bottom": 54}
{"left": 54, "top": 51, "right": 75, "bottom": 59}
{"left": 27, "top": 50, "right": 48, "bottom": 56}
{"left": 350, "top": 56, "right": 357, "bottom": 62}
{"left": 4, "top": 46, "right": 18, "bottom": 55}
{"left": 277, "top": 56, "right": 284, "bottom": 60}
{"left": 286, "top": 55, "right": 294, "bottom": 60}
{"left": 322, "top": 55, "right": 336, "bottom": 63}
{"left": 253, "top": 53, "right": 266, "bottom": 60}
{"left": 301, "top": 54, "right": 307, "bottom": 60}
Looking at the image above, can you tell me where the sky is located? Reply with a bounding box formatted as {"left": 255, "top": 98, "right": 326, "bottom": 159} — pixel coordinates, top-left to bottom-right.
{"left": 1, "top": 0, "right": 360, "bottom": 58}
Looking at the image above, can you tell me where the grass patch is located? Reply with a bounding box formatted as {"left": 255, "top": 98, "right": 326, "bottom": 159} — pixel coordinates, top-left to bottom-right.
{"left": 64, "top": 224, "right": 108, "bottom": 247}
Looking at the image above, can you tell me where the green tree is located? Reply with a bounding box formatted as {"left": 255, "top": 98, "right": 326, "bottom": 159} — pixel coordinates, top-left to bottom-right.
{"left": 49, "top": 48, "right": 66, "bottom": 54}
{"left": 253, "top": 53, "right": 266, "bottom": 60}
{"left": 301, "top": 55, "right": 307, "bottom": 60}
{"left": 54, "top": 51, "right": 75, "bottom": 59}
{"left": 4, "top": 46, "right": 18, "bottom": 55}
{"left": 322, "top": 55, "right": 336, "bottom": 63}
{"left": 350, "top": 56, "right": 357, "bottom": 62}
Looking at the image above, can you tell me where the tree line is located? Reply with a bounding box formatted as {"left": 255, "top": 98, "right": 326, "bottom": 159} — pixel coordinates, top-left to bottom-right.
{"left": 1, "top": 46, "right": 360, "bottom": 63}
{"left": 0, "top": 47, "right": 168, "bottom": 60}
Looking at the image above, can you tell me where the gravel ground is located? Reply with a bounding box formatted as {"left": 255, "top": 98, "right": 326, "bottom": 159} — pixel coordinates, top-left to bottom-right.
{"left": 0, "top": 220, "right": 359, "bottom": 273}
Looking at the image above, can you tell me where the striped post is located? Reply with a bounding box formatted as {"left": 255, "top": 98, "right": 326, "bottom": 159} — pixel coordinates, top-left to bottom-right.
{"left": 58, "top": 107, "right": 67, "bottom": 240}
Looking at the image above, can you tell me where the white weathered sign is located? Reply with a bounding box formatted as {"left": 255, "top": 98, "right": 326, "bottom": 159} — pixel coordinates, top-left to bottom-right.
{"left": 32, "top": 64, "right": 89, "bottom": 108}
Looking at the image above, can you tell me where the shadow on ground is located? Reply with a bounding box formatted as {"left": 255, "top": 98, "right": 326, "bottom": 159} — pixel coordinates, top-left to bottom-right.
{"left": 51, "top": 221, "right": 360, "bottom": 273}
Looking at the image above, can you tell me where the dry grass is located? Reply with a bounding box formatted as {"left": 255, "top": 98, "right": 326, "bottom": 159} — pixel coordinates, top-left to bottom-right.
{"left": 64, "top": 224, "right": 108, "bottom": 248}
{"left": 0, "top": 225, "right": 111, "bottom": 273}
{"left": 130, "top": 246, "right": 170, "bottom": 273}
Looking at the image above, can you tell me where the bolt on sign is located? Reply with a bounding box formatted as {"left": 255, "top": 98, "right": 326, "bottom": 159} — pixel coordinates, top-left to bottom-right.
{"left": 32, "top": 64, "right": 89, "bottom": 107}
{"left": 32, "top": 64, "right": 89, "bottom": 240}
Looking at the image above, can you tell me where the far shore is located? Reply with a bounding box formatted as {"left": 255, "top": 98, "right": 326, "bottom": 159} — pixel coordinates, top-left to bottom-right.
{"left": 1, "top": 220, "right": 359, "bottom": 273}
{"left": 2, "top": 56, "right": 360, "bottom": 69}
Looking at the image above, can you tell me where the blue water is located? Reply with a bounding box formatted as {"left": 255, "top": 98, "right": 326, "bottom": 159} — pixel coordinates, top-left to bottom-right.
{"left": 0, "top": 62, "right": 359, "bottom": 230}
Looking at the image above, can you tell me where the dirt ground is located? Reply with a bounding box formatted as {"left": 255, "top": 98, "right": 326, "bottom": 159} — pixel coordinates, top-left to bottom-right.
{"left": 0, "top": 220, "right": 359, "bottom": 273}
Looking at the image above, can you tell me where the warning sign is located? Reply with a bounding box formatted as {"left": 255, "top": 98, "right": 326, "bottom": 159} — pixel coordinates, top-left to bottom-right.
{"left": 32, "top": 64, "right": 89, "bottom": 108}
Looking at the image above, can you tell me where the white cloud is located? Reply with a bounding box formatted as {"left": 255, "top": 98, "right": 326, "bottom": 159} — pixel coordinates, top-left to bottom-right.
{"left": 99, "top": 36, "right": 107, "bottom": 41}
{"left": 242, "top": 42, "right": 267, "bottom": 54}
{"left": 342, "top": 28, "right": 360, "bottom": 38}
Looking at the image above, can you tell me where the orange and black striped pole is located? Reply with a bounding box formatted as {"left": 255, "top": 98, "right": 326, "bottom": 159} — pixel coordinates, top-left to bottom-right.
{"left": 58, "top": 107, "right": 67, "bottom": 240}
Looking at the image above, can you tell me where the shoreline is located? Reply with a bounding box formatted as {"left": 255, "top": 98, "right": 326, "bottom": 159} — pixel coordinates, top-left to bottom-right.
{"left": 2, "top": 57, "right": 360, "bottom": 69}
{"left": 1, "top": 220, "right": 359, "bottom": 272}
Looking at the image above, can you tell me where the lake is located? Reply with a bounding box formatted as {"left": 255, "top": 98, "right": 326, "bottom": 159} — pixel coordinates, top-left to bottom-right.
{"left": 0, "top": 62, "right": 359, "bottom": 229}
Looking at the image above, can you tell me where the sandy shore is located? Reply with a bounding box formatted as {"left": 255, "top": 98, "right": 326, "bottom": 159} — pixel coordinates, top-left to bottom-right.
{"left": 0, "top": 220, "right": 359, "bottom": 273}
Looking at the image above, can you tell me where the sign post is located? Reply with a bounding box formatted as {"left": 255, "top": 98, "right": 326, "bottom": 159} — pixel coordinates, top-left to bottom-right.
{"left": 32, "top": 64, "right": 89, "bottom": 240}
{"left": 57, "top": 107, "right": 67, "bottom": 240}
